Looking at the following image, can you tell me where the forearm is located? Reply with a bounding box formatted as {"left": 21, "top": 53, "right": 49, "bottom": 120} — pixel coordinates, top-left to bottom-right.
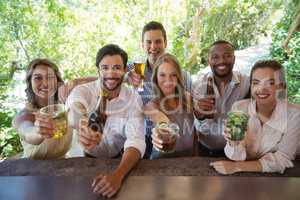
{"left": 24, "top": 131, "right": 44, "bottom": 145}
{"left": 143, "top": 106, "right": 170, "bottom": 124}
{"left": 234, "top": 160, "right": 262, "bottom": 173}
{"left": 113, "top": 147, "right": 141, "bottom": 180}
{"left": 72, "top": 76, "right": 97, "bottom": 85}
{"left": 17, "top": 122, "right": 44, "bottom": 145}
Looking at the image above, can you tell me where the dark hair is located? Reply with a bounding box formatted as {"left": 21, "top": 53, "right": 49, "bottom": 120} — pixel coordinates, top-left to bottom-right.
{"left": 142, "top": 21, "right": 167, "bottom": 42}
{"left": 25, "top": 58, "right": 64, "bottom": 109}
{"left": 250, "top": 60, "right": 285, "bottom": 85}
{"left": 209, "top": 40, "right": 235, "bottom": 54}
{"left": 95, "top": 44, "right": 128, "bottom": 69}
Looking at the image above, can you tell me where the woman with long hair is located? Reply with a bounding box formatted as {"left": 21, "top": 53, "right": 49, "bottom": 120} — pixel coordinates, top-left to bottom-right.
{"left": 210, "top": 60, "right": 300, "bottom": 174}
{"left": 144, "top": 53, "right": 196, "bottom": 159}
{"left": 12, "top": 58, "right": 95, "bottom": 159}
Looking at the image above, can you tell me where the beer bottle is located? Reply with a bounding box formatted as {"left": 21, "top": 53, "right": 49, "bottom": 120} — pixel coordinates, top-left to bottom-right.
{"left": 206, "top": 77, "right": 215, "bottom": 119}
{"left": 88, "top": 90, "right": 108, "bottom": 133}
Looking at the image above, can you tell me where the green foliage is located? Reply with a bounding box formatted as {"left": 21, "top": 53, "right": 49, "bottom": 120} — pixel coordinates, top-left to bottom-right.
{"left": 0, "top": 0, "right": 297, "bottom": 158}
{"left": 0, "top": 127, "right": 23, "bottom": 158}
{"left": 0, "top": 85, "right": 20, "bottom": 158}
{"left": 171, "top": 0, "right": 283, "bottom": 73}
{"left": 271, "top": 0, "right": 300, "bottom": 104}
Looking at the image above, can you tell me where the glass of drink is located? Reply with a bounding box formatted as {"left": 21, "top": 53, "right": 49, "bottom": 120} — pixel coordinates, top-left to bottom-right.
{"left": 133, "top": 57, "right": 146, "bottom": 92}
{"left": 227, "top": 111, "right": 249, "bottom": 141}
{"left": 40, "top": 104, "right": 67, "bottom": 139}
{"left": 156, "top": 123, "right": 179, "bottom": 153}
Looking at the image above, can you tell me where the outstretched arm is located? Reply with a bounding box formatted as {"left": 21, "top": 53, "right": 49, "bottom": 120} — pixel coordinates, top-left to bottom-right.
{"left": 92, "top": 147, "right": 141, "bottom": 198}
{"left": 58, "top": 76, "right": 97, "bottom": 103}
{"left": 13, "top": 112, "right": 44, "bottom": 145}
{"left": 210, "top": 160, "right": 262, "bottom": 175}
{"left": 143, "top": 101, "right": 170, "bottom": 124}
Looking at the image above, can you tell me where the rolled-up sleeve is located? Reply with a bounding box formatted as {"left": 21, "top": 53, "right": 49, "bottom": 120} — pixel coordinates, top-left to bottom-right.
{"left": 65, "top": 85, "right": 91, "bottom": 111}
{"left": 124, "top": 95, "right": 146, "bottom": 158}
{"left": 224, "top": 142, "right": 247, "bottom": 161}
{"left": 259, "top": 151, "right": 294, "bottom": 173}
{"left": 259, "top": 111, "right": 300, "bottom": 173}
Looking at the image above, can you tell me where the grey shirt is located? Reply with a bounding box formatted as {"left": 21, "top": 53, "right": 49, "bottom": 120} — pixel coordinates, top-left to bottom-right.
{"left": 193, "top": 71, "right": 250, "bottom": 150}
{"left": 150, "top": 105, "right": 195, "bottom": 159}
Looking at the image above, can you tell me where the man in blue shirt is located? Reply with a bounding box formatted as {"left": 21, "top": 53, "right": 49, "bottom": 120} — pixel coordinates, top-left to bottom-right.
{"left": 127, "top": 21, "right": 192, "bottom": 158}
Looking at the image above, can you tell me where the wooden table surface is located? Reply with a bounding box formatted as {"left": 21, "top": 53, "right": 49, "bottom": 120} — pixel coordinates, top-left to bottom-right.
{"left": 1, "top": 157, "right": 300, "bottom": 199}
{"left": 1, "top": 156, "right": 300, "bottom": 177}
{"left": 1, "top": 176, "right": 300, "bottom": 200}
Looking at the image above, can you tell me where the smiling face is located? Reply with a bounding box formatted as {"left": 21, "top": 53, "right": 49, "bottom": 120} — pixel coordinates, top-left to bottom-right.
{"left": 251, "top": 67, "right": 278, "bottom": 106}
{"left": 31, "top": 64, "right": 58, "bottom": 101}
{"left": 98, "top": 55, "right": 125, "bottom": 91}
{"left": 157, "top": 62, "right": 178, "bottom": 96}
{"left": 208, "top": 43, "right": 235, "bottom": 79}
{"left": 142, "top": 29, "right": 167, "bottom": 67}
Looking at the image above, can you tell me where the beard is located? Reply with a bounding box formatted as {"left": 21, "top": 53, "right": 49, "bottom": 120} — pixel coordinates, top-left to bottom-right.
{"left": 102, "top": 77, "right": 124, "bottom": 91}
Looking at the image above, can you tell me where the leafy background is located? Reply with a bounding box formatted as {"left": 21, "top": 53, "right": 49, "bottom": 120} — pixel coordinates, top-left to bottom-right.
{"left": 0, "top": 0, "right": 299, "bottom": 158}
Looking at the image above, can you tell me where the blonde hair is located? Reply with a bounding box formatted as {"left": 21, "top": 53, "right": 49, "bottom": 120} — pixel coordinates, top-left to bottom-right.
{"left": 152, "top": 53, "right": 191, "bottom": 112}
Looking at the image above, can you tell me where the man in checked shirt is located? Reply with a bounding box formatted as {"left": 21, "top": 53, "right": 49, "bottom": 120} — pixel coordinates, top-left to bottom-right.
{"left": 127, "top": 21, "right": 192, "bottom": 159}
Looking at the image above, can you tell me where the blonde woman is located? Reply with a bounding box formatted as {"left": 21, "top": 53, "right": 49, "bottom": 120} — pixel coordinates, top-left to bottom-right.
{"left": 144, "top": 53, "right": 196, "bottom": 159}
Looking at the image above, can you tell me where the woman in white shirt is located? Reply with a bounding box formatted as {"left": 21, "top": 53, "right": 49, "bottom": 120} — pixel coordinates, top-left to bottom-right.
{"left": 12, "top": 58, "right": 95, "bottom": 159}
{"left": 210, "top": 60, "right": 300, "bottom": 174}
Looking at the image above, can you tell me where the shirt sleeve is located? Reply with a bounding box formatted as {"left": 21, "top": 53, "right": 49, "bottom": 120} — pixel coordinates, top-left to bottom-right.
{"left": 65, "top": 84, "right": 92, "bottom": 111}
{"left": 259, "top": 111, "right": 300, "bottom": 173}
{"left": 123, "top": 94, "right": 146, "bottom": 158}
{"left": 224, "top": 142, "right": 247, "bottom": 161}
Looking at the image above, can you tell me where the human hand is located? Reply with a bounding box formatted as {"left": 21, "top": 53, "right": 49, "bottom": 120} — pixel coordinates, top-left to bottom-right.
{"left": 194, "top": 97, "right": 215, "bottom": 118}
{"left": 127, "top": 70, "right": 142, "bottom": 87}
{"left": 151, "top": 127, "right": 163, "bottom": 151}
{"left": 210, "top": 160, "right": 240, "bottom": 175}
{"left": 34, "top": 112, "right": 55, "bottom": 139}
{"left": 77, "top": 119, "right": 102, "bottom": 150}
{"left": 92, "top": 173, "right": 123, "bottom": 198}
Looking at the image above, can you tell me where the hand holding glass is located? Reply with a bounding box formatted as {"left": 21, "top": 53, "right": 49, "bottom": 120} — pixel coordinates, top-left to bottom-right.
{"left": 39, "top": 104, "right": 67, "bottom": 139}
{"left": 133, "top": 57, "right": 145, "bottom": 91}
{"left": 155, "top": 123, "right": 179, "bottom": 153}
{"left": 226, "top": 111, "right": 249, "bottom": 141}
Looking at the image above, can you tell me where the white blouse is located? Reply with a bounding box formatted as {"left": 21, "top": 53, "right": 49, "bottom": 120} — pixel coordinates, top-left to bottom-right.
{"left": 225, "top": 99, "right": 300, "bottom": 173}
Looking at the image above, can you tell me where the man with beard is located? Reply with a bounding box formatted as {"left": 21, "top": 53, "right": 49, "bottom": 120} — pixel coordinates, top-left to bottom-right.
{"left": 127, "top": 21, "right": 192, "bottom": 158}
{"left": 193, "top": 40, "right": 250, "bottom": 157}
{"left": 67, "top": 44, "right": 145, "bottom": 198}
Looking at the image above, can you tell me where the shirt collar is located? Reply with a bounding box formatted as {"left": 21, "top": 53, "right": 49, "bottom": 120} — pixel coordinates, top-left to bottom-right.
{"left": 116, "top": 84, "right": 128, "bottom": 102}
{"left": 249, "top": 99, "right": 287, "bottom": 130}
{"left": 207, "top": 71, "right": 241, "bottom": 85}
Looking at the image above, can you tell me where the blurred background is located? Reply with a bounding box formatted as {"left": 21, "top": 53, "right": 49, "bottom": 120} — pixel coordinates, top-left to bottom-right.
{"left": 0, "top": 0, "right": 299, "bottom": 158}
